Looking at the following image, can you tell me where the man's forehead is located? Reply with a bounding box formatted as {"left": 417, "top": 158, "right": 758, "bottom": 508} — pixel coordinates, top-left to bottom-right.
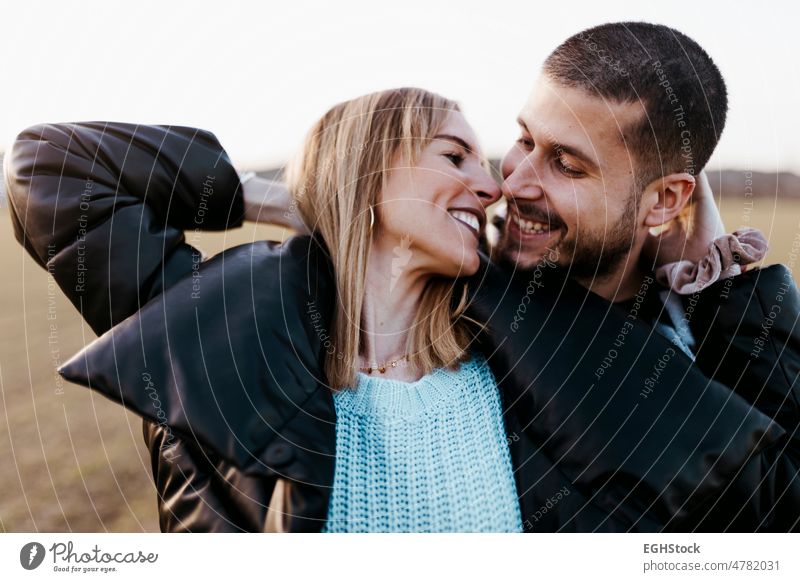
{"left": 518, "top": 76, "right": 645, "bottom": 163}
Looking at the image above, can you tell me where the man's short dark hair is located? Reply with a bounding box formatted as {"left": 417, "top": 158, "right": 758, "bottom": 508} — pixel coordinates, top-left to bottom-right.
{"left": 543, "top": 22, "right": 727, "bottom": 187}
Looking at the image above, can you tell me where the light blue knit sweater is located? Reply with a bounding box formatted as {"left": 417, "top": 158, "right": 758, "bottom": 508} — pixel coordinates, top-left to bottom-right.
{"left": 322, "top": 353, "right": 523, "bottom": 532}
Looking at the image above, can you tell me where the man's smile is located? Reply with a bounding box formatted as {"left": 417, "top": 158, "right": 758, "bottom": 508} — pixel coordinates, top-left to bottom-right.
{"left": 505, "top": 204, "right": 565, "bottom": 249}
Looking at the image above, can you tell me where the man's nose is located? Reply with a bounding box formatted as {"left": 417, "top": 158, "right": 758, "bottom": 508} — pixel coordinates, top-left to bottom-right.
{"left": 503, "top": 162, "right": 544, "bottom": 202}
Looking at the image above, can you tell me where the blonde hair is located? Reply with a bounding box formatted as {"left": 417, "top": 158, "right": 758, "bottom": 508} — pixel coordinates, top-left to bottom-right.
{"left": 286, "top": 87, "right": 477, "bottom": 389}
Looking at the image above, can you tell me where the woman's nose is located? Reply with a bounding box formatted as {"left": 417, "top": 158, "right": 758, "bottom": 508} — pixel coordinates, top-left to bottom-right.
{"left": 472, "top": 167, "right": 502, "bottom": 208}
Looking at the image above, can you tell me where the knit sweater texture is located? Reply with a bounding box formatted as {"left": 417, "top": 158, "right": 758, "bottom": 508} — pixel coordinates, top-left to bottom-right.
{"left": 322, "top": 353, "right": 523, "bottom": 532}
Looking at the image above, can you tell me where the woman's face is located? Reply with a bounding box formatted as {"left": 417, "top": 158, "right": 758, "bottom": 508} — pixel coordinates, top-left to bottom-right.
{"left": 375, "top": 111, "right": 501, "bottom": 278}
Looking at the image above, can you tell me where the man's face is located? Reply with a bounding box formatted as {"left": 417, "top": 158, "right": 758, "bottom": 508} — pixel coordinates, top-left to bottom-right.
{"left": 497, "top": 74, "right": 648, "bottom": 280}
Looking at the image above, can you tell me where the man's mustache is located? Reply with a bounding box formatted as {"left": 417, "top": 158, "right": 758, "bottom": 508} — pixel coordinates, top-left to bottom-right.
{"left": 506, "top": 200, "right": 566, "bottom": 230}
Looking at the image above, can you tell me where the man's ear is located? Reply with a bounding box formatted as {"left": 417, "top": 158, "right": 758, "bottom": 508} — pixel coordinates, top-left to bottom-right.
{"left": 642, "top": 173, "right": 696, "bottom": 228}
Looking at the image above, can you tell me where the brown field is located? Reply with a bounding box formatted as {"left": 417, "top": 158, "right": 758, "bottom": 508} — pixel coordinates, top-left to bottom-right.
{"left": 1, "top": 199, "right": 799, "bottom": 532}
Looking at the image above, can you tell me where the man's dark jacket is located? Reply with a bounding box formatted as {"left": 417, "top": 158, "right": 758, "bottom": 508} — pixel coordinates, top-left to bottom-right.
{"left": 6, "top": 122, "right": 799, "bottom": 532}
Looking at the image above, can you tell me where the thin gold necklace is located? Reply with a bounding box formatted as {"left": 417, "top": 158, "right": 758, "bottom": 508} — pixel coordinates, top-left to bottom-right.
{"left": 358, "top": 354, "right": 410, "bottom": 375}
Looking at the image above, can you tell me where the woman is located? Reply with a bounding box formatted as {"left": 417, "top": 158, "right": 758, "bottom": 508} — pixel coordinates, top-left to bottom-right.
{"left": 8, "top": 90, "right": 799, "bottom": 533}
{"left": 278, "top": 87, "right": 521, "bottom": 531}
{"left": 8, "top": 88, "right": 521, "bottom": 532}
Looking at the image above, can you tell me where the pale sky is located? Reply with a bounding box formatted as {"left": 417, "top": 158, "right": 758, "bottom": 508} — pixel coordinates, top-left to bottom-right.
{"left": 2, "top": 0, "right": 798, "bottom": 173}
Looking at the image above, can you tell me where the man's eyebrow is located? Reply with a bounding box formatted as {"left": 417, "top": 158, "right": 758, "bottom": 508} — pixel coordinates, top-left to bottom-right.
{"left": 517, "top": 116, "right": 596, "bottom": 168}
{"left": 432, "top": 134, "right": 477, "bottom": 155}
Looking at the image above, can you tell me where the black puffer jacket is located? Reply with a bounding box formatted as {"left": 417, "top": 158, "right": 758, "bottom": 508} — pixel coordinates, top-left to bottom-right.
{"left": 6, "top": 122, "right": 799, "bottom": 532}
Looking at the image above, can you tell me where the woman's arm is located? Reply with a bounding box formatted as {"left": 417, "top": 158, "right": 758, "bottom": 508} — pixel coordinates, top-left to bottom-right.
{"left": 4, "top": 122, "right": 244, "bottom": 335}
{"left": 240, "top": 173, "right": 309, "bottom": 234}
{"left": 688, "top": 265, "right": 800, "bottom": 433}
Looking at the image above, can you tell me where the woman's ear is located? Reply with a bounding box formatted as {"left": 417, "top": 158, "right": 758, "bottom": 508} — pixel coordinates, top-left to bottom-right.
{"left": 642, "top": 173, "right": 696, "bottom": 228}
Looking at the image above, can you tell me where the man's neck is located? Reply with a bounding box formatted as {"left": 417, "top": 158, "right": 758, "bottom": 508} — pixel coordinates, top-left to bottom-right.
{"left": 573, "top": 254, "right": 652, "bottom": 303}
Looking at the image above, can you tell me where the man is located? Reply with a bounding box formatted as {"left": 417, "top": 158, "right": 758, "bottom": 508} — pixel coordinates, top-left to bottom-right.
{"left": 495, "top": 22, "right": 726, "bottom": 295}
{"left": 490, "top": 22, "right": 763, "bottom": 343}
{"left": 465, "top": 21, "right": 800, "bottom": 531}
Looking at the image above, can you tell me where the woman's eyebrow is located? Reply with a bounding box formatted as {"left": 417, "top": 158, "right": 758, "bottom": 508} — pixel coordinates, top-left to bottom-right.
{"left": 433, "top": 134, "right": 477, "bottom": 155}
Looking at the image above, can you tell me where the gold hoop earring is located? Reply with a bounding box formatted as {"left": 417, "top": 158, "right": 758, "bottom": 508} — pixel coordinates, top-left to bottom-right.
{"left": 368, "top": 205, "right": 375, "bottom": 230}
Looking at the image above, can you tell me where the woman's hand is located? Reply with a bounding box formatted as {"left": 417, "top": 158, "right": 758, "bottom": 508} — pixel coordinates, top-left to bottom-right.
{"left": 643, "top": 170, "right": 726, "bottom": 267}
{"left": 242, "top": 174, "right": 310, "bottom": 234}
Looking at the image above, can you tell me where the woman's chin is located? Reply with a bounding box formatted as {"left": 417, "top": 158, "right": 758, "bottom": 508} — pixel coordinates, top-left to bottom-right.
{"left": 446, "top": 250, "right": 480, "bottom": 278}
{"left": 419, "top": 244, "right": 480, "bottom": 279}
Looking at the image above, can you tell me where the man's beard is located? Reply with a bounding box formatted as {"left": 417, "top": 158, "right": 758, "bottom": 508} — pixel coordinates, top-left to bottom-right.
{"left": 559, "top": 193, "right": 639, "bottom": 280}
{"left": 498, "top": 191, "right": 639, "bottom": 280}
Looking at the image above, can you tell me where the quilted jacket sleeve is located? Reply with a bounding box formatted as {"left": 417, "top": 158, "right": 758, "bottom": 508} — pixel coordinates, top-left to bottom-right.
{"left": 4, "top": 121, "right": 245, "bottom": 336}
{"left": 687, "top": 265, "right": 800, "bottom": 435}
{"left": 4, "top": 121, "right": 263, "bottom": 532}
{"left": 678, "top": 265, "right": 800, "bottom": 531}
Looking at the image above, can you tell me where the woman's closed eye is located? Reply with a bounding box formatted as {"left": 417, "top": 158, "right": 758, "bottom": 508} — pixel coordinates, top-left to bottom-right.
{"left": 444, "top": 152, "right": 465, "bottom": 167}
